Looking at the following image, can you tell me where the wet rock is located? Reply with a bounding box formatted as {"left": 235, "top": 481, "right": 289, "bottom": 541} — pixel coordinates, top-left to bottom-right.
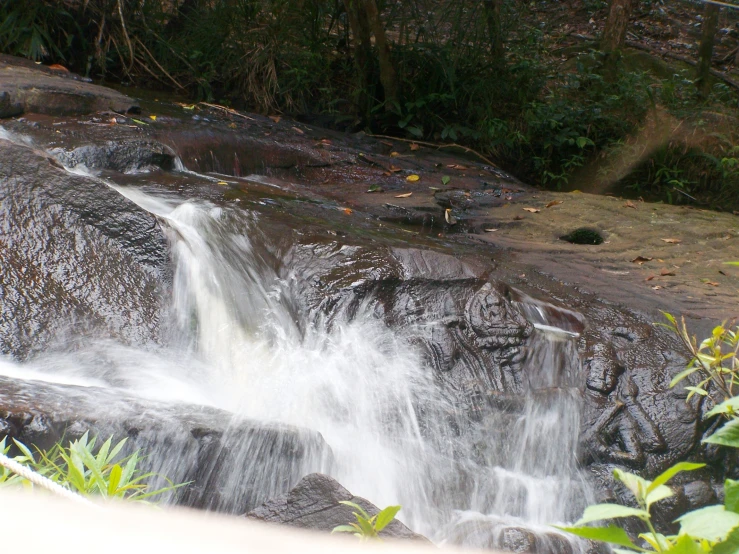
{"left": 0, "top": 139, "right": 168, "bottom": 358}
{"left": 50, "top": 140, "right": 175, "bottom": 173}
{"left": 246, "top": 473, "right": 427, "bottom": 540}
{"left": 0, "top": 56, "right": 138, "bottom": 117}
{"left": 0, "top": 375, "right": 331, "bottom": 513}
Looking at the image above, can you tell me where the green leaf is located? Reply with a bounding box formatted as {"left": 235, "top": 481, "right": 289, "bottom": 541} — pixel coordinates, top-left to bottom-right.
{"left": 648, "top": 462, "right": 706, "bottom": 492}
{"left": 639, "top": 532, "right": 671, "bottom": 551}
{"left": 339, "top": 501, "right": 370, "bottom": 521}
{"left": 331, "top": 525, "right": 359, "bottom": 534}
{"left": 706, "top": 398, "right": 739, "bottom": 419}
{"left": 724, "top": 262, "right": 739, "bottom": 267}
{"left": 441, "top": 176, "right": 451, "bottom": 186}
{"left": 726, "top": 480, "right": 739, "bottom": 513}
{"left": 662, "top": 533, "right": 704, "bottom": 554}
{"left": 555, "top": 525, "right": 644, "bottom": 550}
{"left": 614, "top": 469, "right": 650, "bottom": 503}
{"left": 704, "top": 419, "right": 739, "bottom": 448}
{"left": 575, "top": 503, "right": 650, "bottom": 526}
{"left": 374, "top": 505, "right": 401, "bottom": 532}
{"left": 713, "top": 524, "right": 739, "bottom": 554}
{"left": 645, "top": 484, "right": 674, "bottom": 509}
{"left": 677, "top": 505, "right": 739, "bottom": 542}
{"left": 108, "top": 464, "right": 122, "bottom": 496}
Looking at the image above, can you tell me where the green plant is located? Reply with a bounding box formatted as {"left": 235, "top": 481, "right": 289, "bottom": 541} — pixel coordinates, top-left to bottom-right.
{"left": 559, "top": 315, "right": 739, "bottom": 553}
{"left": 0, "top": 432, "right": 184, "bottom": 502}
{"left": 332, "top": 501, "right": 402, "bottom": 540}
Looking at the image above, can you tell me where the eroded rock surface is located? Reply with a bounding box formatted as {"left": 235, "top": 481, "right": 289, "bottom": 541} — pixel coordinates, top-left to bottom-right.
{"left": 247, "top": 473, "right": 427, "bottom": 540}
{"left": 0, "top": 138, "right": 168, "bottom": 359}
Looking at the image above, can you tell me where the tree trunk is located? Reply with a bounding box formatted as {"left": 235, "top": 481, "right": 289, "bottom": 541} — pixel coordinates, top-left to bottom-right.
{"left": 360, "top": 0, "right": 399, "bottom": 110}
{"left": 343, "top": 0, "right": 373, "bottom": 119}
{"left": 483, "top": 0, "right": 504, "bottom": 61}
{"left": 697, "top": 3, "right": 720, "bottom": 97}
{"left": 601, "top": 0, "right": 634, "bottom": 53}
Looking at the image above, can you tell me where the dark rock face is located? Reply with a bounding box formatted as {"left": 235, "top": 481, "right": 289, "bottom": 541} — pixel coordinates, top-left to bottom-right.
{"left": 0, "top": 139, "right": 169, "bottom": 359}
{"left": 0, "top": 376, "right": 331, "bottom": 512}
{"left": 0, "top": 55, "right": 138, "bottom": 117}
{"left": 247, "top": 473, "right": 426, "bottom": 541}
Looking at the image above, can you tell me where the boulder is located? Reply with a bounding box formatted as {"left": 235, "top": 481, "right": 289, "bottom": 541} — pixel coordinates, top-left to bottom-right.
{"left": 0, "top": 55, "right": 138, "bottom": 117}
{"left": 247, "top": 473, "right": 427, "bottom": 541}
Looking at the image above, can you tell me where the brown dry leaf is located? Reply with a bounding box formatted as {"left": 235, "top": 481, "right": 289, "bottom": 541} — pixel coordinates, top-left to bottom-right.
{"left": 624, "top": 200, "right": 637, "bottom": 209}
{"left": 406, "top": 174, "right": 420, "bottom": 182}
{"left": 632, "top": 256, "right": 653, "bottom": 264}
{"left": 445, "top": 209, "right": 457, "bottom": 225}
{"left": 268, "top": 115, "right": 281, "bottom": 123}
{"left": 546, "top": 200, "right": 563, "bottom": 208}
{"left": 395, "top": 192, "right": 413, "bottom": 198}
{"left": 343, "top": 208, "right": 353, "bottom": 215}
{"left": 523, "top": 207, "right": 540, "bottom": 213}
{"left": 660, "top": 268, "right": 676, "bottom": 276}
{"left": 390, "top": 152, "right": 400, "bottom": 157}
{"left": 48, "top": 64, "right": 69, "bottom": 72}
{"left": 646, "top": 275, "right": 656, "bottom": 281}
{"left": 410, "top": 143, "right": 420, "bottom": 151}
{"left": 514, "top": 215, "right": 525, "bottom": 220}
{"left": 389, "top": 165, "right": 402, "bottom": 173}
{"left": 228, "top": 122, "right": 237, "bottom": 129}
{"left": 706, "top": 281, "right": 720, "bottom": 287}
{"left": 447, "top": 164, "right": 468, "bottom": 170}
{"left": 485, "top": 228, "right": 499, "bottom": 232}
{"left": 652, "top": 285, "right": 663, "bottom": 290}
{"left": 661, "top": 238, "right": 682, "bottom": 244}
{"left": 292, "top": 126, "right": 304, "bottom": 134}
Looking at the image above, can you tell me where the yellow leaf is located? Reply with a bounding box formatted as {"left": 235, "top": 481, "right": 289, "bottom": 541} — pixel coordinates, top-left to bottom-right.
{"left": 395, "top": 192, "right": 413, "bottom": 198}
{"left": 390, "top": 152, "right": 400, "bottom": 157}
{"left": 406, "top": 174, "right": 420, "bottom": 182}
{"left": 149, "top": 115, "right": 157, "bottom": 121}
{"left": 217, "top": 181, "right": 228, "bottom": 186}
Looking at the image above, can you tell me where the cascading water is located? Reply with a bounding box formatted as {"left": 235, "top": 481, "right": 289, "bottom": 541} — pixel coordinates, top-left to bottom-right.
{"left": 0, "top": 127, "right": 591, "bottom": 549}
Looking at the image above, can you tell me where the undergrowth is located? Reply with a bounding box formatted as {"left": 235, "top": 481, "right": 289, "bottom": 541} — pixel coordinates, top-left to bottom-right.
{"left": 2, "top": 0, "right": 739, "bottom": 210}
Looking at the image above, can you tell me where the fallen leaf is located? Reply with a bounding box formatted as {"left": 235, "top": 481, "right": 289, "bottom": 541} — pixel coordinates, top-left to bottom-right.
{"left": 410, "top": 143, "right": 420, "bottom": 151}
{"left": 514, "top": 215, "right": 525, "bottom": 220}
{"left": 445, "top": 209, "right": 457, "bottom": 225}
{"left": 631, "top": 256, "right": 653, "bottom": 264}
{"left": 624, "top": 200, "right": 637, "bottom": 209}
{"left": 149, "top": 115, "right": 157, "bottom": 121}
{"left": 447, "top": 164, "right": 468, "bottom": 170}
{"left": 652, "top": 285, "right": 662, "bottom": 290}
{"left": 48, "top": 64, "right": 69, "bottom": 72}
{"left": 389, "top": 165, "right": 402, "bottom": 173}
{"left": 719, "top": 270, "right": 728, "bottom": 276}
{"left": 485, "top": 228, "right": 499, "bottom": 232}
{"left": 660, "top": 268, "right": 676, "bottom": 276}
{"left": 546, "top": 200, "right": 563, "bottom": 208}
{"left": 406, "top": 174, "right": 420, "bottom": 182}
{"left": 706, "top": 281, "right": 720, "bottom": 287}
{"left": 523, "top": 207, "right": 540, "bottom": 213}
{"left": 367, "top": 185, "right": 384, "bottom": 193}
{"left": 661, "top": 238, "right": 682, "bottom": 244}
{"left": 292, "top": 126, "right": 304, "bottom": 134}
{"left": 228, "top": 122, "right": 237, "bottom": 129}
{"left": 343, "top": 208, "right": 353, "bottom": 215}
{"left": 269, "top": 115, "right": 281, "bottom": 123}
{"left": 390, "top": 152, "right": 400, "bottom": 157}
{"left": 217, "top": 181, "right": 228, "bottom": 186}
{"left": 320, "top": 138, "right": 332, "bottom": 145}
{"left": 441, "top": 176, "right": 451, "bottom": 186}
{"left": 395, "top": 192, "right": 413, "bottom": 198}
{"left": 646, "top": 275, "right": 656, "bottom": 281}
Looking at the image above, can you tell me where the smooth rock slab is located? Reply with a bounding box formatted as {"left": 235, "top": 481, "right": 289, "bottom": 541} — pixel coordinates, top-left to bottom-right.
{"left": 247, "top": 473, "right": 427, "bottom": 541}
{"left": 0, "top": 55, "right": 138, "bottom": 117}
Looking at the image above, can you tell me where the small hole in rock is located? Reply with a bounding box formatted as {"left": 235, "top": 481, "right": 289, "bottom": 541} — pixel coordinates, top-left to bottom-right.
{"left": 560, "top": 228, "right": 604, "bottom": 245}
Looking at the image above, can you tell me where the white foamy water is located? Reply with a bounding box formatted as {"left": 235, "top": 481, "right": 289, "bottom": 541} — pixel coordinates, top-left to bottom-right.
{"left": 0, "top": 139, "right": 590, "bottom": 548}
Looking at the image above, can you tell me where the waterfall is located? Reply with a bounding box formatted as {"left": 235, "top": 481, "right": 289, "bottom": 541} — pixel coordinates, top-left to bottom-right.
{"left": 0, "top": 135, "right": 590, "bottom": 548}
